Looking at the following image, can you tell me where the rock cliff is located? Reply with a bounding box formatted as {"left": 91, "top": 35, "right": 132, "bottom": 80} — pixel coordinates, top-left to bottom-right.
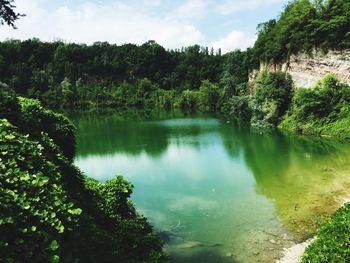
{"left": 253, "top": 50, "right": 350, "bottom": 88}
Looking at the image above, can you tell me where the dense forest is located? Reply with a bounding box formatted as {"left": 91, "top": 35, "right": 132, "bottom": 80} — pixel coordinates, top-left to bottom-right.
{"left": 0, "top": 39, "right": 251, "bottom": 110}
{"left": 1, "top": 0, "right": 350, "bottom": 262}
{"left": 0, "top": 1, "right": 348, "bottom": 112}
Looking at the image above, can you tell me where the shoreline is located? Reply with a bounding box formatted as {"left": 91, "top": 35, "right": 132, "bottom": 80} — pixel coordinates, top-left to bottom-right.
{"left": 277, "top": 196, "right": 350, "bottom": 263}
{"left": 276, "top": 237, "right": 316, "bottom": 263}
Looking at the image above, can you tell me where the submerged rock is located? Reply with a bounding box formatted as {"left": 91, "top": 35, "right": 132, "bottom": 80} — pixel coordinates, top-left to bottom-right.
{"left": 175, "top": 240, "right": 223, "bottom": 249}
{"left": 158, "top": 230, "right": 181, "bottom": 243}
{"left": 175, "top": 241, "right": 204, "bottom": 249}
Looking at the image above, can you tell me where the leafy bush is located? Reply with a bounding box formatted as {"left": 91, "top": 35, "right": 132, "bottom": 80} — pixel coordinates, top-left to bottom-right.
{"left": 252, "top": 71, "right": 294, "bottom": 126}
{"left": 227, "top": 95, "right": 252, "bottom": 120}
{"left": 226, "top": 71, "right": 294, "bottom": 128}
{"left": 0, "top": 119, "right": 81, "bottom": 262}
{"left": 85, "top": 177, "right": 167, "bottom": 262}
{"left": 279, "top": 74, "right": 350, "bottom": 139}
{"left": 0, "top": 95, "right": 167, "bottom": 262}
{"left": 0, "top": 85, "right": 21, "bottom": 119}
{"left": 177, "top": 89, "right": 200, "bottom": 110}
{"left": 0, "top": 94, "right": 76, "bottom": 160}
{"left": 250, "top": 97, "right": 279, "bottom": 128}
{"left": 197, "top": 80, "right": 221, "bottom": 111}
{"left": 302, "top": 203, "right": 350, "bottom": 262}
{"left": 157, "top": 89, "right": 177, "bottom": 109}
{"left": 17, "top": 97, "right": 76, "bottom": 159}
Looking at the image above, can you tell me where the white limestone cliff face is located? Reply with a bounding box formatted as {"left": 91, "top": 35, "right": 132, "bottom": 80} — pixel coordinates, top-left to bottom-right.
{"left": 251, "top": 50, "right": 350, "bottom": 88}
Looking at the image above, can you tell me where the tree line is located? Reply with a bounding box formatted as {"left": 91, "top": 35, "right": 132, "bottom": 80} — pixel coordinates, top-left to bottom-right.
{"left": 1, "top": 0, "right": 350, "bottom": 262}
{"left": 1, "top": 1, "right": 349, "bottom": 111}
{"left": 252, "top": 0, "right": 350, "bottom": 65}
{"left": 0, "top": 39, "right": 252, "bottom": 110}
{"left": 0, "top": 39, "right": 223, "bottom": 95}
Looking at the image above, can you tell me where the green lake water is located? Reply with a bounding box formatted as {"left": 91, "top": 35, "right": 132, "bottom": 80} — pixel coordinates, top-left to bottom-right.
{"left": 70, "top": 110, "right": 350, "bottom": 263}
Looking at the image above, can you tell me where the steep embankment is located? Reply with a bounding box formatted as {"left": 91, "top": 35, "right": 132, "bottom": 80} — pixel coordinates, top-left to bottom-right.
{"left": 246, "top": 50, "right": 350, "bottom": 139}
{"left": 283, "top": 50, "right": 350, "bottom": 88}
{"left": 252, "top": 50, "right": 350, "bottom": 89}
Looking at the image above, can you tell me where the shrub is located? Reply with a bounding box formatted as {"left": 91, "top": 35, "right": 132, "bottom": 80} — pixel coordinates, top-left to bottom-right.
{"left": 0, "top": 95, "right": 167, "bottom": 262}
{"left": 279, "top": 74, "right": 350, "bottom": 139}
{"left": 227, "top": 95, "right": 252, "bottom": 120}
{"left": 197, "top": 80, "right": 221, "bottom": 111}
{"left": 178, "top": 89, "right": 200, "bottom": 110}
{"left": 157, "top": 89, "right": 177, "bottom": 109}
{"left": 19, "top": 97, "right": 76, "bottom": 160}
{"left": 302, "top": 203, "right": 350, "bottom": 262}
{"left": 85, "top": 177, "right": 167, "bottom": 262}
{"left": 0, "top": 85, "right": 21, "bottom": 120}
{"left": 0, "top": 119, "right": 81, "bottom": 262}
{"left": 253, "top": 71, "right": 294, "bottom": 126}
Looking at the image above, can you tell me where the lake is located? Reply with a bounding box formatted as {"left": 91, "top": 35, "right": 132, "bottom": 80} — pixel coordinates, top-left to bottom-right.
{"left": 70, "top": 110, "right": 350, "bottom": 263}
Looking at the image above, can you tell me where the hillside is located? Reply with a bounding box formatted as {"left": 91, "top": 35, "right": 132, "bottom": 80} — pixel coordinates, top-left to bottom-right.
{"left": 252, "top": 49, "right": 350, "bottom": 88}
{"left": 252, "top": 0, "right": 350, "bottom": 65}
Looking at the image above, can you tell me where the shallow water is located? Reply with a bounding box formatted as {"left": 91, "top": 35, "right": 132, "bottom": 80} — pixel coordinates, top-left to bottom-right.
{"left": 70, "top": 110, "right": 350, "bottom": 263}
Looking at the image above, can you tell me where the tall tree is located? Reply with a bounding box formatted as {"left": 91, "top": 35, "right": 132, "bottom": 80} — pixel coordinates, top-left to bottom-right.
{"left": 0, "top": 0, "right": 24, "bottom": 28}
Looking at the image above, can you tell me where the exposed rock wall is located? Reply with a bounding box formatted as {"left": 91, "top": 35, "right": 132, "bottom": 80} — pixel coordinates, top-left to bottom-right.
{"left": 252, "top": 50, "right": 350, "bottom": 88}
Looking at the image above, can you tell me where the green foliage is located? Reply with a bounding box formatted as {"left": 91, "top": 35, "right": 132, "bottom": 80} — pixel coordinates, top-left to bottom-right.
{"left": 0, "top": 119, "right": 80, "bottom": 262}
{"left": 171, "top": 81, "right": 222, "bottom": 112}
{"left": 84, "top": 177, "right": 167, "bottom": 262}
{"left": 227, "top": 71, "right": 294, "bottom": 128}
{"left": 0, "top": 84, "right": 20, "bottom": 120}
{"left": 227, "top": 95, "right": 252, "bottom": 121}
{"left": 17, "top": 97, "right": 76, "bottom": 159}
{"left": 0, "top": 39, "right": 224, "bottom": 107}
{"left": 253, "top": 0, "right": 350, "bottom": 65}
{"left": 0, "top": 94, "right": 76, "bottom": 160}
{"left": 279, "top": 74, "right": 350, "bottom": 139}
{"left": 0, "top": 0, "right": 25, "bottom": 28}
{"left": 302, "top": 203, "right": 350, "bottom": 262}
{"left": 157, "top": 89, "right": 177, "bottom": 110}
{"left": 252, "top": 71, "right": 294, "bottom": 126}
{"left": 59, "top": 77, "right": 76, "bottom": 106}
{"left": 0, "top": 95, "right": 167, "bottom": 262}
{"left": 198, "top": 80, "right": 221, "bottom": 111}
{"left": 0, "top": 38, "right": 252, "bottom": 113}
{"left": 85, "top": 176, "right": 134, "bottom": 220}
{"left": 220, "top": 49, "right": 250, "bottom": 99}
{"left": 178, "top": 89, "right": 199, "bottom": 110}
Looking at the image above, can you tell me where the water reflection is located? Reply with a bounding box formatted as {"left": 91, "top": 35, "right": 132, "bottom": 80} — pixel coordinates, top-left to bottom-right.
{"left": 71, "top": 110, "right": 350, "bottom": 262}
{"left": 70, "top": 110, "right": 218, "bottom": 158}
{"left": 220, "top": 122, "right": 350, "bottom": 238}
{"left": 242, "top": 132, "right": 350, "bottom": 238}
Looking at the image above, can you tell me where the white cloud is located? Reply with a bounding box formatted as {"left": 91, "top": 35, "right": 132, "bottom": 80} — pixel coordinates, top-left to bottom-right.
{"left": 173, "top": 0, "right": 208, "bottom": 20}
{"left": 210, "top": 30, "right": 256, "bottom": 53}
{"left": 0, "top": 0, "right": 282, "bottom": 51}
{"left": 0, "top": 0, "right": 205, "bottom": 49}
{"left": 143, "top": 0, "right": 162, "bottom": 7}
{"left": 217, "top": 0, "right": 283, "bottom": 15}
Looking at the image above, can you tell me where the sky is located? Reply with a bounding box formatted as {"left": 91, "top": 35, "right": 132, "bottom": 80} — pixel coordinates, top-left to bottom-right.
{"left": 0, "top": 0, "right": 289, "bottom": 53}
